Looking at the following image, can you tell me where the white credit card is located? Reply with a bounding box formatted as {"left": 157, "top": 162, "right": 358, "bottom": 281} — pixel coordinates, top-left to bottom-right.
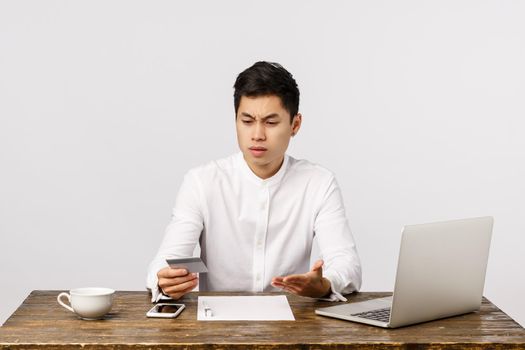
{"left": 166, "top": 257, "right": 208, "bottom": 273}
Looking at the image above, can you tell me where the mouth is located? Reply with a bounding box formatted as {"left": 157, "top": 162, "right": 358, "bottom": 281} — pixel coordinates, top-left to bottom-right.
{"left": 249, "top": 146, "right": 267, "bottom": 157}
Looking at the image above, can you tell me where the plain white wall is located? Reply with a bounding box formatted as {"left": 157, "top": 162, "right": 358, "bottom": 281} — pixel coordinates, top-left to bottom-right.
{"left": 1, "top": 0, "right": 524, "bottom": 327}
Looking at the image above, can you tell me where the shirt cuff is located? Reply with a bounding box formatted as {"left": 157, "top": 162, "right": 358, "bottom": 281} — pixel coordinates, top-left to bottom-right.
{"left": 319, "top": 271, "right": 348, "bottom": 302}
{"left": 147, "top": 260, "right": 171, "bottom": 303}
{"left": 150, "top": 287, "right": 162, "bottom": 303}
{"left": 317, "top": 289, "right": 348, "bottom": 302}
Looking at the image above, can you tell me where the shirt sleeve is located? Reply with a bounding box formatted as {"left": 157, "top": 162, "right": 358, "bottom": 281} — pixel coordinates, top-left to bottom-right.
{"left": 314, "top": 175, "right": 362, "bottom": 300}
{"left": 146, "top": 170, "right": 205, "bottom": 302}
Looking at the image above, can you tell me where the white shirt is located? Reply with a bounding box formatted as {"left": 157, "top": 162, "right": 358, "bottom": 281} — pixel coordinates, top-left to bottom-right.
{"left": 146, "top": 152, "right": 362, "bottom": 302}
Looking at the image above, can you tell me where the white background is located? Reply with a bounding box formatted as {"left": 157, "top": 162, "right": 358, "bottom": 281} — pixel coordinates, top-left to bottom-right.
{"left": 1, "top": 1, "right": 524, "bottom": 327}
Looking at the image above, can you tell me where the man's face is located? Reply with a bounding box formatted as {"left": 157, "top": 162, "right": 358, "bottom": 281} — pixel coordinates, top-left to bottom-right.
{"left": 236, "top": 95, "right": 301, "bottom": 179}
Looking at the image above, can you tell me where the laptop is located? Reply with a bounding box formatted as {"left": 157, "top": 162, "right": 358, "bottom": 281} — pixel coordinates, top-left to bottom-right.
{"left": 315, "top": 216, "right": 493, "bottom": 328}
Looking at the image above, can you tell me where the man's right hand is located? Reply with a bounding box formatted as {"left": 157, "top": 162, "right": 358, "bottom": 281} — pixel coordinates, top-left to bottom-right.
{"left": 157, "top": 267, "right": 199, "bottom": 300}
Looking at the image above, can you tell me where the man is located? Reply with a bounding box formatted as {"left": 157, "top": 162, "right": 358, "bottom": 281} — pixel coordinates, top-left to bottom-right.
{"left": 147, "top": 61, "right": 361, "bottom": 302}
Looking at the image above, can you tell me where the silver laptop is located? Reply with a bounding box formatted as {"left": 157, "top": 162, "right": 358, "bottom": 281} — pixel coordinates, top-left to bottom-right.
{"left": 316, "top": 216, "right": 493, "bottom": 328}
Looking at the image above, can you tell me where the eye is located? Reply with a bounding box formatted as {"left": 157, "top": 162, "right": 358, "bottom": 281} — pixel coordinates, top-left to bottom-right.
{"left": 266, "top": 121, "right": 278, "bottom": 125}
{"left": 242, "top": 120, "right": 253, "bottom": 124}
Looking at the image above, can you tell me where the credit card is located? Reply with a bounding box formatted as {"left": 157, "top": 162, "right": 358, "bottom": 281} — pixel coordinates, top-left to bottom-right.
{"left": 166, "top": 257, "right": 208, "bottom": 273}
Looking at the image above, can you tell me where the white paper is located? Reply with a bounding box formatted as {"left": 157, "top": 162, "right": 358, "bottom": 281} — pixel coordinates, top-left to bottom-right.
{"left": 197, "top": 295, "right": 295, "bottom": 321}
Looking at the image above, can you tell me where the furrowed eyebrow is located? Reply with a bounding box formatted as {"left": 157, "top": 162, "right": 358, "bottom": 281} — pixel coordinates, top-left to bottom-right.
{"left": 240, "top": 112, "right": 280, "bottom": 120}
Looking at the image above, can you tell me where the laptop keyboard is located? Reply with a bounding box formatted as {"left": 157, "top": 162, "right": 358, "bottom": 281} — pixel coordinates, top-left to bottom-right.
{"left": 351, "top": 307, "right": 391, "bottom": 323}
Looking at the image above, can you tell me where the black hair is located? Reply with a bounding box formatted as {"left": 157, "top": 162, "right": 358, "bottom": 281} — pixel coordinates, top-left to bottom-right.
{"left": 233, "top": 61, "right": 300, "bottom": 123}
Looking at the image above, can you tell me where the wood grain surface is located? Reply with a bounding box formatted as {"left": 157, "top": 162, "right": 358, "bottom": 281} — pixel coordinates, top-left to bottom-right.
{"left": 0, "top": 290, "right": 524, "bottom": 349}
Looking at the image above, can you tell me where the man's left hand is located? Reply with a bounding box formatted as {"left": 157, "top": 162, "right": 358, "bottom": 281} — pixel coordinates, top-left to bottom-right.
{"left": 271, "top": 259, "right": 331, "bottom": 298}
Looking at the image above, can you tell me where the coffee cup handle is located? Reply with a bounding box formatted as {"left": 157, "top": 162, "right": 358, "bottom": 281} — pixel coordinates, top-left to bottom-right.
{"left": 57, "top": 292, "right": 74, "bottom": 313}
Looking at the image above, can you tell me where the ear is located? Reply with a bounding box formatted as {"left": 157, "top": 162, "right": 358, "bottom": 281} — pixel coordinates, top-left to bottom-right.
{"left": 291, "top": 113, "right": 302, "bottom": 137}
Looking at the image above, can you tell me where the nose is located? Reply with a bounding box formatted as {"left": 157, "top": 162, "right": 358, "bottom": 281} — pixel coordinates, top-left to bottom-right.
{"left": 252, "top": 122, "right": 266, "bottom": 141}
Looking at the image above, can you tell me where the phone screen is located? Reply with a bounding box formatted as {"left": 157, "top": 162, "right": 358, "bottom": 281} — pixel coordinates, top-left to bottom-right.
{"left": 156, "top": 304, "right": 182, "bottom": 313}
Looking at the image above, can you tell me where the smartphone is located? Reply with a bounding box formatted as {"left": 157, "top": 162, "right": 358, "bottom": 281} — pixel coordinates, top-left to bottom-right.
{"left": 146, "top": 303, "right": 185, "bottom": 318}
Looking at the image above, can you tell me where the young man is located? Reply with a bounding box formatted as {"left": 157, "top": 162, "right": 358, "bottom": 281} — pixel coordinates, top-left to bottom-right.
{"left": 146, "top": 61, "right": 361, "bottom": 302}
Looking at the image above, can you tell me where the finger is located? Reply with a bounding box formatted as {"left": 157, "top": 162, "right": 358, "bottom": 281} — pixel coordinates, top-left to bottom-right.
{"left": 271, "top": 280, "right": 286, "bottom": 288}
{"left": 272, "top": 277, "right": 285, "bottom": 283}
{"left": 158, "top": 267, "right": 188, "bottom": 278}
{"left": 175, "top": 281, "right": 199, "bottom": 295}
{"left": 272, "top": 280, "right": 296, "bottom": 292}
{"left": 161, "top": 268, "right": 189, "bottom": 278}
{"left": 157, "top": 267, "right": 171, "bottom": 279}
{"left": 165, "top": 282, "right": 197, "bottom": 300}
{"left": 159, "top": 273, "right": 198, "bottom": 288}
{"left": 272, "top": 280, "right": 295, "bottom": 290}
{"left": 272, "top": 280, "right": 305, "bottom": 291}
{"left": 283, "top": 274, "right": 308, "bottom": 284}
{"left": 280, "top": 273, "right": 302, "bottom": 280}
{"left": 312, "top": 259, "right": 324, "bottom": 272}
{"left": 162, "top": 278, "right": 198, "bottom": 295}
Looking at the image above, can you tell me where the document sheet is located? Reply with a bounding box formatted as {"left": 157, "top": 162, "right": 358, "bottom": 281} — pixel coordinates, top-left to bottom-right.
{"left": 197, "top": 295, "right": 295, "bottom": 321}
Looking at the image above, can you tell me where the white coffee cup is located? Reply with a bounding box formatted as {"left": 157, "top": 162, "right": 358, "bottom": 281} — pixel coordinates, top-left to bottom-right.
{"left": 57, "top": 287, "right": 115, "bottom": 320}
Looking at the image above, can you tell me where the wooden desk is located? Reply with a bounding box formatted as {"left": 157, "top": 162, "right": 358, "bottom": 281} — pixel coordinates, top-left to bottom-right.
{"left": 1, "top": 291, "right": 524, "bottom": 349}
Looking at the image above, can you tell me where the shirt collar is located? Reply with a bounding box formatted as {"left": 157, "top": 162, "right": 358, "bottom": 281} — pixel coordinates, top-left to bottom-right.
{"left": 237, "top": 151, "right": 289, "bottom": 187}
